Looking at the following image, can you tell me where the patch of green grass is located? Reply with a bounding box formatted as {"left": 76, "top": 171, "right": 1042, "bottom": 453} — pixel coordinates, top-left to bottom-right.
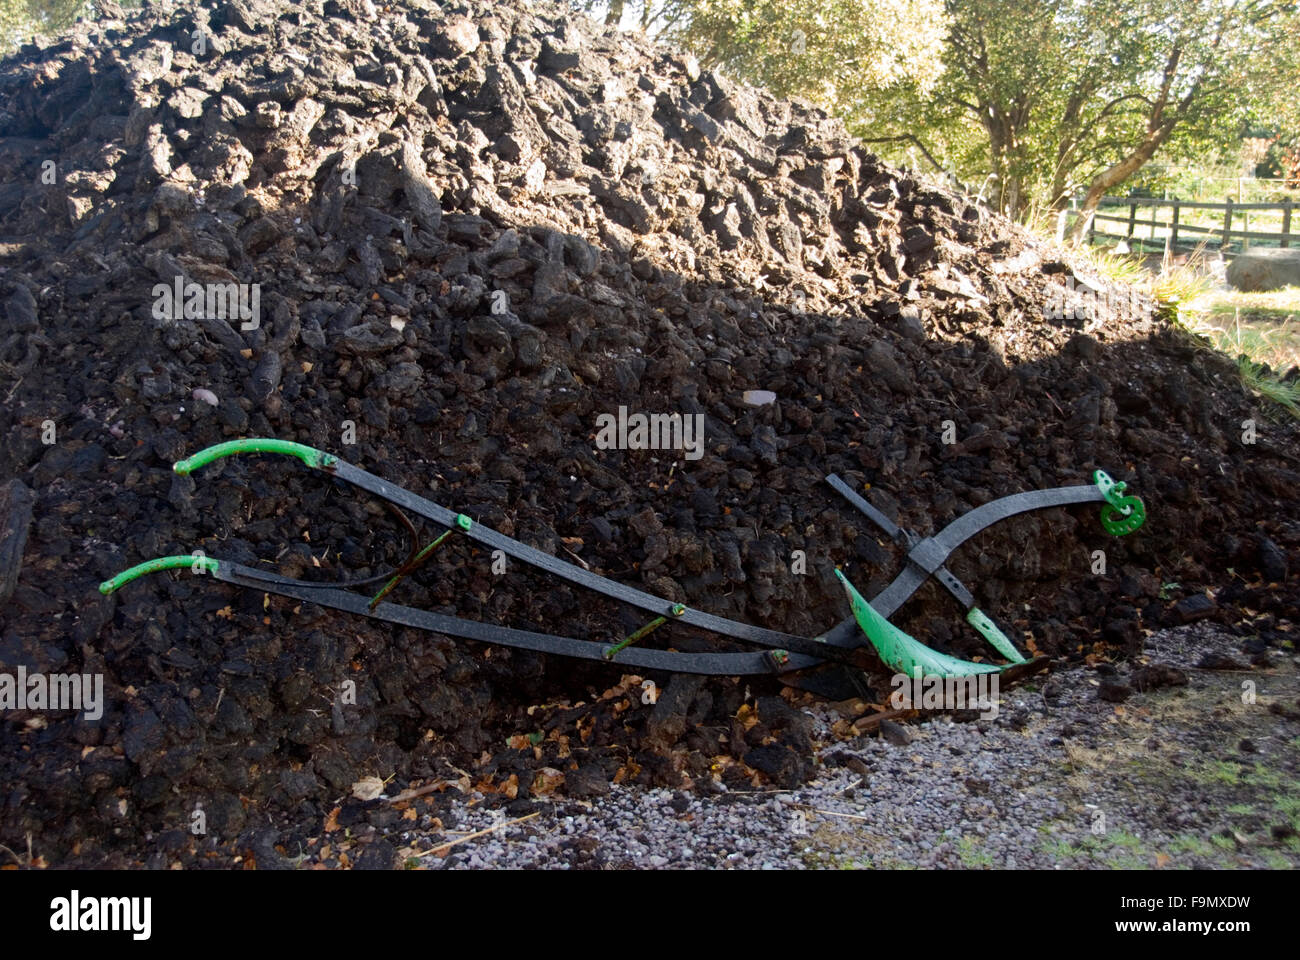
{"left": 1176, "top": 282, "right": 1300, "bottom": 419}
{"left": 1069, "top": 236, "right": 1300, "bottom": 420}
{"left": 1226, "top": 803, "right": 1256, "bottom": 816}
{"left": 1211, "top": 834, "right": 1237, "bottom": 852}
{"left": 1038, "top": 836, "right": 1082, "bottom": 860}
{"left": 1168, "top": 834, "right": 1216, "bottom": 858}
{"left": 956, "top": 834, "right": 994, "bottom": 868}
{"left": 1087, "top": 249, "right": 1150, "bottom": 287}
{"left": 1052, "top": 829, "right": 1152, "bottom": 868}
{"left": 1149, "top": 261, "right": 1217, "bottom": 320}
{"left": 1242, "top": 765, "right": 1283, "bottom": 790}
{"left": 1098, "top": 832, "right": 1151, "bottom": 870}
{"left": 1277, "top": 797, "right": 1300, "bottom": 815}
{"left": 1200, "top": 759, "right": 1244, "bottom": 785}
{"left": 1238, "top": 358, "right": 1300, "bottom": 418}
{"left": 1195, "top": 285, "right": 1300, "bottom": 319}
{"left": 1262, "top": 850, "right": 1293, "bottom": 869}
{"left": 1097, "top": 827, "right": 1149, "bottom": 863}
{"left": 1105, "top": 829, "right": 1146, "bottom": 850}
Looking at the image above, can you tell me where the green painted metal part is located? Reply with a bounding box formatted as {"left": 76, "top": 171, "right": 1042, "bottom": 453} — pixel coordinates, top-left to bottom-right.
{"left": 173, "top": 438, "right": 335, "bottom": 475}
{"left": 99, "top": 555, "right": 219, "bottom": 594}
{"left": 367, "top": 515, "right": 475, "bottom": 608}
{"left": 836, "top": 570, "right": 1001, "bottom": 678}
{"left": 368, "top": 527, "right": 456, "bottom": 609}
{"left": 605, "top": 604, "right": 686, "bottom": 658}
{"left": 605, "top": 615, "right": 667, "bottom": 660}
{"left": 1093, "top": 469, "right": 1146, "bottom": 536}
{"left": 966, "top": 607, "right": 1026, "bottom": 663}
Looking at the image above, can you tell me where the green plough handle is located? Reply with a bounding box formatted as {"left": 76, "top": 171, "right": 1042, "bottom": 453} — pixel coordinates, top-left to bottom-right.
{"left": 966, "top": 608, "right": 1026, "bottom": 664}
{"left": 174, "top": 438, "right": 335, "bottom": 475}
{"left": 1093, "top": 470, "right": 1146, "bottom": 536}
{"left": 100, "top": 555, "right": 219, "bottom": 594}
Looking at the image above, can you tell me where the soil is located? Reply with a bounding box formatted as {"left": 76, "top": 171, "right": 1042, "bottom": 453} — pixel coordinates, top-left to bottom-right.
{"left": 0, "top": 0, "right": 1296, "bottom": 867}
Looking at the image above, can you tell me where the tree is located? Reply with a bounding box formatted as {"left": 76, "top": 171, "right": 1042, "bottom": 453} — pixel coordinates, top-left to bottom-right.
{"left": 1046, "top": 0, "right": 1300, "bottom": 239}
{"left": 0, "top": 0, "right": 95, "bottom": 53}
{"left": 577, "top": 0, "right": 949, "bottom": 109}
{"left": 665, "top": 0, "right": 949, "bottom": 106}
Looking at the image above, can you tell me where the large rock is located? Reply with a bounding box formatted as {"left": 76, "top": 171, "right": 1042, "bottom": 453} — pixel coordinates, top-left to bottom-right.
{"left": 1226, "top": 248, "right": 1300, "bottom": 292}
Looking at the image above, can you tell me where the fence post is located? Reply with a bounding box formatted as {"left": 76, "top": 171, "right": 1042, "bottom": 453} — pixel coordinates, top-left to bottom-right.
{"left": 1126, "top": 201, "right": 1137, "bottom": 241}
{"left": 1221, "top": 197, "right": 1234, "bottom": 251}
{"left": 1283, "top": 199, "right": 1293, "bottom": 249}
{"left": 1170, "top": 199, "right": 1180, "bottom": 250}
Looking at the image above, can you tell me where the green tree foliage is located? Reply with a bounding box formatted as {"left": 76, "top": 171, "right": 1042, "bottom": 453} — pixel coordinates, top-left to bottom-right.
{"left": 665, "top": 0, "right": 949, "bottom": 103}
{"left": 0, "top": 0, "right": 93, "bottom": 53}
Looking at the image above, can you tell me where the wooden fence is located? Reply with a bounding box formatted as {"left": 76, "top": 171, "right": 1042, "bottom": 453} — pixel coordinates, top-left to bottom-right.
{"left": 1065, "top": 196, "right": 1296, "bottom": 257}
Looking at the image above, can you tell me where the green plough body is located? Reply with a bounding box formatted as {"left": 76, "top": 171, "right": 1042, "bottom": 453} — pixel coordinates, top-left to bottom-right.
{"left": 836, "top": 570, "right": 1002, "bottom": 678}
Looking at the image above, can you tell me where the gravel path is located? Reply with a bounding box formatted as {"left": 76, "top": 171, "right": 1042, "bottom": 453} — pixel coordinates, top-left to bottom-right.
{"left": 360, "top": 624, "right": 1299, "bottom": 869}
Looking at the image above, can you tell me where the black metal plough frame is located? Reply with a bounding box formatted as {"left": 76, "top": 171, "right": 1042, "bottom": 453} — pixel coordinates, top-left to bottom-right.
{"left": 100, "top": 439, "right": 1146, "bottom": 681}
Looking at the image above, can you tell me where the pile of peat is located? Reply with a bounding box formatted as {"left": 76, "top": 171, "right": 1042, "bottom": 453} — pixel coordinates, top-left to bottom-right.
{"left": 0, "top": 0, "right": 1296, "bottom": 867}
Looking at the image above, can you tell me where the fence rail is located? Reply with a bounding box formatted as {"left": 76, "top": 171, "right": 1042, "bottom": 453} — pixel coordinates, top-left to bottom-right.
{"left": 1066, "top": 195, "right": 1296, "bottom": 257}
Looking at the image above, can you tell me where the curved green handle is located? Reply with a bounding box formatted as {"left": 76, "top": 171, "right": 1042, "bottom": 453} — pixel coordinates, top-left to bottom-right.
{"left": 174, "top": 438, "right": 334, "bottom": 475}
{"left": 1093, "top": 469, "right": 1146, "bottom": 536}
{"left": 100, "top": 555, "right": 220, "bottom": 594}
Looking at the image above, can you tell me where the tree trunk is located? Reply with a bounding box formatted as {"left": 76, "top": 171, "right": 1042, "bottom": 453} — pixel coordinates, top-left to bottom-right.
{"left": 605, "top": 0, "right": 625, "bottom": 27}
{"left": 1066, "top": 129, "right": 1172, "bottom": 243}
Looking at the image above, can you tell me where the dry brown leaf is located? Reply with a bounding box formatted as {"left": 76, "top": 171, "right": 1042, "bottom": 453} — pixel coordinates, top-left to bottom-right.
{"left": 351, "top": 776, "right": 385, "bottom": 801}
{"left": 736, "top": 703, "right": 760, "bottom": 731}
{"left": 323, "top": 808, "right": 341, "bottom": 833}
{"left": 532, "top": 768, "right": 564, "bottom": 796}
